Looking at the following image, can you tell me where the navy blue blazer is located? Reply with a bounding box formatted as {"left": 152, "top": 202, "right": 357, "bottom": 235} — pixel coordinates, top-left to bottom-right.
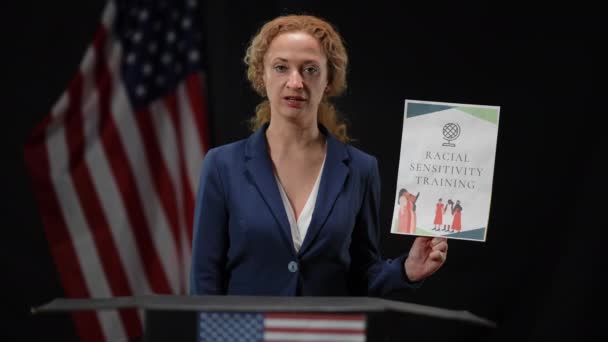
{"left": 190, "top": 124, "right": 419, "bottom": 296}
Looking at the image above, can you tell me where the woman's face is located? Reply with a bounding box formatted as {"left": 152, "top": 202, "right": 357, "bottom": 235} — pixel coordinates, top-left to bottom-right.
{"left": 399, "top": 194, "right": 406, "bottom": 206}
{"left": 262, "top": 31, "right": 328, "bottom": 125}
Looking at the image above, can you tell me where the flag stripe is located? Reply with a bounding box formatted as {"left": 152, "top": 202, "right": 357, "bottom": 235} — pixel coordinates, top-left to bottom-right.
{"left": 264, "top": 332, "right": 365, "bottom": 342}
{"left": 177, "top": 80, "right": 204, "bottom": 245}
{"left": 91, "top": 22, "right": 151, "bottom": 297}
{"left": 134, "top": 105, "right": 184, "bottom": 290}
{"left": 110, "top": 83, "right": 181, "bottom": 294}
{"left": 164, "top": 92, "right": 193, "bottom": 292}
{"left": 23, "top": 122, "right": 106, "bottom": 342}
{"left": 61, "top": 5, "right": 127, "bottom": 339}
{"left": 80, "top": 26, "right": 144, "bottom": 337}
{"left": 266, "top": 313, "right": 366, "bottom": 321}
{"left": 180, "top": 220, "right": 192, "bottom": 292}
{"left": 47, "top": 121, "right": 126, "bottom": 341}
{"left": 86, "top": 31, "right": 149, "bottom": 327}
{"left": 94, "top": 26, "right": 173, "bottom": 296}
{"left": 149, "top": 98, "right": 187, "bottom": 292}
{"left": 51, "top": 62, "right": 126, "bottom": 340}
{"left": 185, "top": 74, "right": 210, "bottom": 154}
{"left": 265, "top": 319, "right": 365, "bottom": 329}
{"left": 265, "top": 328, "right": 365, "bottom": 334}
{"left": 263, "top": 313, "right": 366, "bottom": 342}
{"left": 63, "top": 62, "right": 141, "bottom": 337}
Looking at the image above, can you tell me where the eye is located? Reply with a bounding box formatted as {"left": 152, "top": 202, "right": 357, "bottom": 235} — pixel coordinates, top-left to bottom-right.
{"left": 273, "top": 64, "right": 287, "bottom": 73}
{"left": 304, "top": 66, "right": 319, "bottom": 75}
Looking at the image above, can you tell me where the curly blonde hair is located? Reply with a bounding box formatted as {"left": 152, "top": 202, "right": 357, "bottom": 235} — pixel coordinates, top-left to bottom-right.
{"left": 244, "top": 15, "right": 350, "bottom": 142}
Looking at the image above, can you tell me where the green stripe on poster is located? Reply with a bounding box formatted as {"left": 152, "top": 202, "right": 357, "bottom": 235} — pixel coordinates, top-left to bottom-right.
{"left": 456, "top": 106, "right": 498, "bottom": 124}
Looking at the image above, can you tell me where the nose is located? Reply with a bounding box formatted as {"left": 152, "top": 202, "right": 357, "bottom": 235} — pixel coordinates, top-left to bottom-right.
{"left": 286, "top": 70, "right": 303, "bottom": 89}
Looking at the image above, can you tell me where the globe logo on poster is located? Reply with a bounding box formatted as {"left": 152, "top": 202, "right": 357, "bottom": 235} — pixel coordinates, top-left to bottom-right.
{"left": 442, "top": 122, "right": 461, "bottom": 147}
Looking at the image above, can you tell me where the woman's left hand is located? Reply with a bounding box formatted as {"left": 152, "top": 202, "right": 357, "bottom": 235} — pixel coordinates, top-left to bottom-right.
{"left": 404, "top": 237, "right": 448, "bottom": 282}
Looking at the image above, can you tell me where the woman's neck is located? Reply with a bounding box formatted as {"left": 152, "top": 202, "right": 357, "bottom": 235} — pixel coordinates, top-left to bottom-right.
{"left": 265, "top": 119, "right": 324, "bottom": 156}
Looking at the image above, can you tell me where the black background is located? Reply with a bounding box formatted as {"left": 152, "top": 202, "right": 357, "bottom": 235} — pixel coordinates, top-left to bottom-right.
{"left": 2, "top": 1, "right": 600, "bottom": 341}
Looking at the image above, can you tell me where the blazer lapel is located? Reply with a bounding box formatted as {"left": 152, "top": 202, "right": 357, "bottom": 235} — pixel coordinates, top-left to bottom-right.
{"left": 244, "top": 125, "right": 295, "bottom": 253}
{"left": 298, "top": 128, "right": 350, "bottom": 256}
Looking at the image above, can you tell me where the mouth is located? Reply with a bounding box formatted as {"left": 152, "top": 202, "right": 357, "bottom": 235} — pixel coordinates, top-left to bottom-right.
{"left": 283, "top": 96, "right": 306, "bottom": 108}
{"left": 283, "top": 96, "right": 306, "bottom": 102}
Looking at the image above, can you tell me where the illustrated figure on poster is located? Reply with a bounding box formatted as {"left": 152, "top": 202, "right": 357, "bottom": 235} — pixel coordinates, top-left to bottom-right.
{"left": 397, "top": 188, "right": 419, "bottom": 234}
{"left": 451, "top": 200, "right": 463, "bottom": 233}
{"left": 433, "top": 198, "right": 444, "bottom": 231}
{"left": 443, "top": 199, "right": 453, "bottom": 232}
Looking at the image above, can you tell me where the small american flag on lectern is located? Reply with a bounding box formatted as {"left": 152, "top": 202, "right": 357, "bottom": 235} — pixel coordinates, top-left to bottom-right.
{"left": 198, "top": 312, "right": 367, "bottom": 341}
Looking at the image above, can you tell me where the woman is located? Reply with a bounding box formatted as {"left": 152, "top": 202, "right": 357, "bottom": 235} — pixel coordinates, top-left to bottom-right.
{"left": 397, "top": 188, "right": 419, "bottom": 234}
{"left": 433, "top": 198, "right": 444, "bottom": 231}
{"left": 452, "top": 200, "right": 463, "bottom": 233}
{"left": 190, "top": 15, "right": 447, "bottom": 296}
{"left": 443, "top": 199, "right": 454, "bottom": 232}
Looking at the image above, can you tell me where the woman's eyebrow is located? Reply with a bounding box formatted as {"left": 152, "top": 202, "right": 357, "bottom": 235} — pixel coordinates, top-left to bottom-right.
{"left": 271, "top": 57, "right": 322, "bottom": 64}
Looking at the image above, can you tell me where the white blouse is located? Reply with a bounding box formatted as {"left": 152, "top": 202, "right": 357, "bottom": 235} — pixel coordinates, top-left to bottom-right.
{"left": 274, "top": 156, "right": 326, "bottom": 252}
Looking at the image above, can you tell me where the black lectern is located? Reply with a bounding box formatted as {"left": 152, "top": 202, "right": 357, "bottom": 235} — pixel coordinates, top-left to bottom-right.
{"left": 33, "top": 295, "right": 496, "bottom": 341}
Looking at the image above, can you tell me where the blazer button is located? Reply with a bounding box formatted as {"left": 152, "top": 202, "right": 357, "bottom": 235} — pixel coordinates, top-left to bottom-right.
{"left": 288, "top": 261, "right": 298, "bottom": 273}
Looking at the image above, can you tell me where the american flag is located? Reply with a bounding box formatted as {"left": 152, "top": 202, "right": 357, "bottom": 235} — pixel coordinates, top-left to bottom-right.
{"left": 198, "top": 312, "right": 367, "bottom": 342}
{"left": 23, "top": 0, "right": 208, "bottom": 340}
